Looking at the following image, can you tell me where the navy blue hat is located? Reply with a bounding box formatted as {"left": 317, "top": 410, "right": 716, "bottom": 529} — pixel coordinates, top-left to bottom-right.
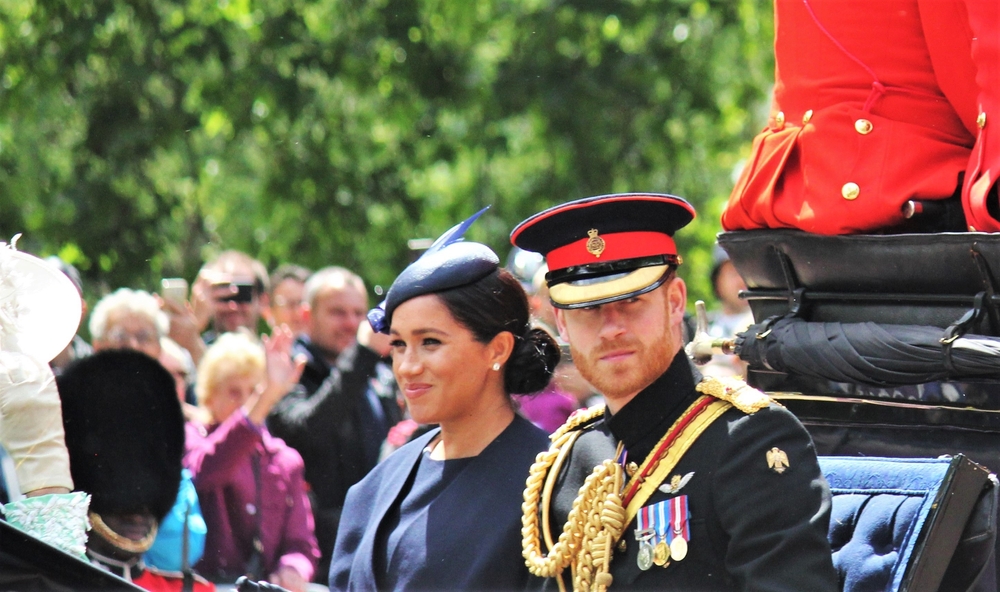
{"left": 510, "top": 193, "right": 696, "bottom": 309}
{"left": 368, "top": 208, "right": 499, "bottom": 334}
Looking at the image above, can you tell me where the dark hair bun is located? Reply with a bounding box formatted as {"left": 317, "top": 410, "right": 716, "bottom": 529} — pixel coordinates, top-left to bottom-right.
{"left": 505, "top": 327, "right": 561, "bottom": 394}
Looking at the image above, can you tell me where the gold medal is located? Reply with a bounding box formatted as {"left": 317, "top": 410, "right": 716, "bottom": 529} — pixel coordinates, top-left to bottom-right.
{"left": 669, "top": 536, "right": 688, "bottom": 561}
{"left": 653, "top": 541, "right": 670, "bottom": 566}
{"left": 637, "top": 541, "right": 654, "bottom": 570}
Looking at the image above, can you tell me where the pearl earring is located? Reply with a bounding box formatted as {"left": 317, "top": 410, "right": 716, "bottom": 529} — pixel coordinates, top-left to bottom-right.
{"left": 492, "top": 362, "right": 501, "bottom": 371}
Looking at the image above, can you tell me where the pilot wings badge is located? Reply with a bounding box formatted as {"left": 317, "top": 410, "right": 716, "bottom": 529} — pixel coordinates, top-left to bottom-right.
{"left": 658, "top": 472, "right": 694, "bottom": 495}
{"left": 766, "top": 447, "right": 789, "bottom": 474}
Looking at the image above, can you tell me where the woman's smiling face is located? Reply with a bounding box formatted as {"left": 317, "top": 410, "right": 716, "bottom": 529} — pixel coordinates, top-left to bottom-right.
{"left": 207, "top": 371, "right": 261, "bottom": 424}
{"left": 389, "top": 294, "right": 498, "bottom": 426}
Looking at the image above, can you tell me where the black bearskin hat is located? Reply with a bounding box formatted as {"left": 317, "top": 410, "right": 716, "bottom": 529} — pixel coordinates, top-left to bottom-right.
{"left": 58, "top": 349, "right": 184, "bottom": 522}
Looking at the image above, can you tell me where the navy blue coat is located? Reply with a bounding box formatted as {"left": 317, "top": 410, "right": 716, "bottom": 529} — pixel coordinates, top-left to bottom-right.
{"left": 329, "top": 414, "right": 549, "bottom": 591}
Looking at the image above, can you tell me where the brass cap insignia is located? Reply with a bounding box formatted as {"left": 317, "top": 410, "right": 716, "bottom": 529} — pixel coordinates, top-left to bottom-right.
{"left": 586, "top": 228, "right": 606, "bottom": 258}
{"left": 766, "top": 447, "right": 789, "bottom": 474}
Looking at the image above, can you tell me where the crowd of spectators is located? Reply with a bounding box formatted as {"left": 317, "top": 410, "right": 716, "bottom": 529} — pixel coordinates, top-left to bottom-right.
{"left": 0, "top": 243, "right": 610, "bottom": 590}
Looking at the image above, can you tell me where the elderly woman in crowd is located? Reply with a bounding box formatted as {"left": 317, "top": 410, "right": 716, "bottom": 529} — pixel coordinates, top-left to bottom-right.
{"left": 329, "top": 210, "right": 559, "bottom": 590}
{"left": 90, "top": 287, "right": 168, "bottom": 359}
{"left": 87, "top": 289, "right": 208, "bottom": 574}
{"left": 184, "top": 328, "right": 319, "bottom": 591}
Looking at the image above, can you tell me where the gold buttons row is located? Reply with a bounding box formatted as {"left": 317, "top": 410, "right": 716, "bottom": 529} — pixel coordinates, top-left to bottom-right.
{"left": 839, "top": 109, "right": 990, "bottom": 202}
{"left": 772, "top": 111, "right": 815, "bottom": 129}
{"left": 774, "top": 109, "right": 991, "bottom": 132}
{"left": 772, "top": 111, "right": 874, "bottom": 135}
{"left": 771, "top": 110, "right": 990, "bottom": 204}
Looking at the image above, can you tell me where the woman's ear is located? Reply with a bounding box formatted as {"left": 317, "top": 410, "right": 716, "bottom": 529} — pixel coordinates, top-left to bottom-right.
{"left": 487, "top": 331, "right": 516, "bottom": 369}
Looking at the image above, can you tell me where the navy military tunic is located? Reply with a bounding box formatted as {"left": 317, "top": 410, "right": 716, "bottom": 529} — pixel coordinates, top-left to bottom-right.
{"left": 539, "top": 352, "right": 838, "bottom": 591}
{"left": 330, "top": 414, "right": 549, "bottom": 591}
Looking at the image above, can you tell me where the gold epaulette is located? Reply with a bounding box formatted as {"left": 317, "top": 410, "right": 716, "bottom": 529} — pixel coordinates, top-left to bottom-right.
{"left": 695, "top": 376, "right": 773, "bottom": 414}
{"left": 550, "top": 404, "right": 605, "bottom": 441}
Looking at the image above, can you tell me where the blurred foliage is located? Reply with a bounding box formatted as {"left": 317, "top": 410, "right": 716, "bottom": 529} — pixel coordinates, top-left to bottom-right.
{"left": 0, "top": 0, "right": 773, "bottom": 307}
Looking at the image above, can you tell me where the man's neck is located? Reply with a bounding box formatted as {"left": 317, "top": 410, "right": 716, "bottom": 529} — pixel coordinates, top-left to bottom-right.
{"left": 603, "top": 347, "right": 689, "bottom": 416}
{"left": 605, "top": 391, "right": 640, "bottom": 416}
{"left": 308, "top": 340, "right": 344, "bottom": 367}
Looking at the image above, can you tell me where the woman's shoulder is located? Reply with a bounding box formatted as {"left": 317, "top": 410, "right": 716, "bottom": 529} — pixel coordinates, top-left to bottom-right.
{"left": 381, "top": 428, "right": 439, "bottom": 465}
{"left": 355, "top": 428, "right": 440, "bottom": 486}
{"left": 474, "top": 414, "right": 549, "bottom": 470}
{"left": 507, "top": 414, "right": 551, "bottom": 450}
{"left": 261, "top": 430, "right": 306, "bottom": 470}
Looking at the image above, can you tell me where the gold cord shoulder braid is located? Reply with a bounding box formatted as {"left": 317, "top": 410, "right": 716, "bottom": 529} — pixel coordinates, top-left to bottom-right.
{"left": 522, "top": 379, "right": 771, "bottom": 591}
{"left": 694, "top": 375, "right": 772, "bottom": 414}
{"left": 522, "top": 405, "right": 624, "bottom": 592}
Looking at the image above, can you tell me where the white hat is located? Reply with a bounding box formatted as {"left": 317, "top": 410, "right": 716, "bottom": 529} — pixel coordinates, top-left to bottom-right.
{"left": 0, "top": 239, "right": 82, "bottom": 362}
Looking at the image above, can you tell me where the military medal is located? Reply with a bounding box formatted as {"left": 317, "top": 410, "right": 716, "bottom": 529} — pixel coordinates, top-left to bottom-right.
{"left": 667, "top": 495, "right": 690, "bottom": 562}
{"left": 639, "top": 501, "right": 676, "bottom": 570}
{"left": 634, "top": 527, "right": 655, "bottom": 571}
{"left": 670, "top": 535, "right": 688, "bottom": 561}
{"left": 653, "top": 541, "right": 670, "bottom": 566}
{"left": 637, "top": 540, "right": 655, "bottom": 570}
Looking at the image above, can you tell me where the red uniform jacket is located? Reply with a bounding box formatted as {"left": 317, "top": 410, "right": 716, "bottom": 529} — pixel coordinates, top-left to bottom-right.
{"left": 722, "top": 0, "right": 980, "bottom": 235}
{"left": 962, "top": 1, "right": 1000, "bottom": 231}
{"left": 134, "top": 566, "right": 215, "bottom": 591}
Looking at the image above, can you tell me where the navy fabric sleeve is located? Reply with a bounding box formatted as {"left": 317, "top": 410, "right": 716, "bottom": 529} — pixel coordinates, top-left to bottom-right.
{"left": 713, "top": 405, "right": 838, "bottom": 592}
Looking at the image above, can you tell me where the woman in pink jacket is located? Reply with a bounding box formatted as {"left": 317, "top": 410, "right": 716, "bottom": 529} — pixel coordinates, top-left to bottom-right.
{"left": 184, "top": 328, "right": 319, "bottom": 591}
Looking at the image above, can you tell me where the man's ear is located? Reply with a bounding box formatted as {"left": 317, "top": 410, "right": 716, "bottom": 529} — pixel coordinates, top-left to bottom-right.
{"left": 667, "top": 277, "right": 687, "bottom": 321}
{"left": 553, "top": 307, "right": 571, "bottom": 343}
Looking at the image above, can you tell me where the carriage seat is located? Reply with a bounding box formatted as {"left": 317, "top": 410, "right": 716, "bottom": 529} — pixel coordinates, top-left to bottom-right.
{"left": 820, "top": 455, "right": 996, "bottom": 592}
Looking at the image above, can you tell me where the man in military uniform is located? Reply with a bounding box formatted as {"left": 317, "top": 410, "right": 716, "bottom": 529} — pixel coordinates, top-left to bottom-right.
{"left": 512, "top": 194, "right": 837, "bottom": 590}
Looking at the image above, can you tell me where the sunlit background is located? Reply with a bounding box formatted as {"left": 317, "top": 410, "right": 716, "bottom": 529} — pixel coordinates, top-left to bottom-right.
{"left": 0, "top": 0, "right": 774, "bottom": 316}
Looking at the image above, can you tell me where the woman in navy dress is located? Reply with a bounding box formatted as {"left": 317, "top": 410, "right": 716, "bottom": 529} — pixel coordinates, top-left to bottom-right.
{"left": 329, "top": 210, "right": 559, "bottom": 591}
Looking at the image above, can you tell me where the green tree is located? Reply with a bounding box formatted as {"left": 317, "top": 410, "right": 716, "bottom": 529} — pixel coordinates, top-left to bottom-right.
{"left": 0, "top": 0, "right": 773, "bottom": 307}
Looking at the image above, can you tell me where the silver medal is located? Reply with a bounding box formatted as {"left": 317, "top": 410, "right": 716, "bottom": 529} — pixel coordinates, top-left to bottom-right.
{"left": 637, "top": 541, "right": 655, "bottom": 570}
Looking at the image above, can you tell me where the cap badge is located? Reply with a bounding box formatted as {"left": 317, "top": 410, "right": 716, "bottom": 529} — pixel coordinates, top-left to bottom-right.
{"left": 766, "top": 447, "right": 789, "bottom": 474}
{"left": 586, "top": 228, "right": 606, "bottom": 258}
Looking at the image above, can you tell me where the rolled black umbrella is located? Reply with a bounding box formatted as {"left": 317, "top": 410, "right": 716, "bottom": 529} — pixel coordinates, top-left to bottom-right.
{"left": 735, "top": 318, "right": 1000, "bottom": 387}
